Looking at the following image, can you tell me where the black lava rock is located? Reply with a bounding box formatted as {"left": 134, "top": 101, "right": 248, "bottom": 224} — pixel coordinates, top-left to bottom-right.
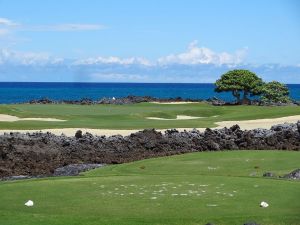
{"left": 75, "top": 130, "right": 83, "bottom": 139}
{"left": 53, "top": 164, "right": 105, "bottom": 176}
{"left": 283, "top": 168, "right": 300, "bottom": 180}
{"left": 1, "top": 123, "right": 300, "bottom": 178}
{"left": 244, "top": 222, "right": 260, "bottom": 225}
{"left": 263, "top": 172, "right": 276, "bottom": 178}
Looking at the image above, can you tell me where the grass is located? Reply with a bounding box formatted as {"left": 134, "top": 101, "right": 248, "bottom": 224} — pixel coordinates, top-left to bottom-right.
{"left": 0, "top": 151, "right": 299, "bottom": 225}
{"left": 0, "top": 102, "right": 300, "bottom": 130}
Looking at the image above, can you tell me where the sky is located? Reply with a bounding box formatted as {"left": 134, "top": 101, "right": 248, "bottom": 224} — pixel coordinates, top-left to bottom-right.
{"left": 0, "top": 0, "right": 299, "bottom": 83}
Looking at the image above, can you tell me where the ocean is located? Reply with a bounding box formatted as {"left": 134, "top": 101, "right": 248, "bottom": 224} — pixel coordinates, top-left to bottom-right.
{"left": 0, "top": 82, "right": 300, "bottom": 104}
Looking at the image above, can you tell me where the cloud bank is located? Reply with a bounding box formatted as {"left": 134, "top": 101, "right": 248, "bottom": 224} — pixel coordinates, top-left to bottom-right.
{"left": 0, "top": 17, "right": 105, "bottom": 34}
{"left": 0, "top": 41, "right": 299, "bottom": 83}
{"left": 24, "top": 24, "right": 105, "bottom": 32}
{"left": 74, "top": 56, "right": 151, "bottom": 66}
{"left": 158, "top": 41, "right": 247, "bottom": 65}
{"left": 0, "top": 49, "right": 63, "bottom": 65}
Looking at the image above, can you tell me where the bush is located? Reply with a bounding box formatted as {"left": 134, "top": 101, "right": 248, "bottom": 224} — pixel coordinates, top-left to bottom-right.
{"left": 261, "top": 81, "right": 291, "bottom": 104}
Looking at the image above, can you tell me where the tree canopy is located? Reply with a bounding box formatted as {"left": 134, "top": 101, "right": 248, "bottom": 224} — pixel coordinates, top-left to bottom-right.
{"left": 215, "top": 69, "right": 264, "bottom": 104}
{"left": 261, "top": 81, "right": 291, "bottom": 104}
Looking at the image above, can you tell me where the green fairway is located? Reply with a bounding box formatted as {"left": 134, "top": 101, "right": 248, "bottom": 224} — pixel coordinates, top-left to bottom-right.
{"left": 0, "top": 103, "right": 300, "bottom": 130}
{"left": 0, "top": 151, "right": 299, "bottom": 225}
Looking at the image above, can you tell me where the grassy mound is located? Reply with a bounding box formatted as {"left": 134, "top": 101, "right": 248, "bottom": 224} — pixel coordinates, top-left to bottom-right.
{"left": 0, "top": 151, "right": 299, "bottom": 225}
{"left": 0, "top": 102, "right": 300, "bottom": 129}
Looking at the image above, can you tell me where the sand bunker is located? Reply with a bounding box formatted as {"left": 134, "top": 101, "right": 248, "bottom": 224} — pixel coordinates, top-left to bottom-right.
{"left": 1, "top": 115, "right": 300, "bottom": 137}
{"left": 215, "top": 115, "right": 300, "bottom": 130}
{"left": 0, "top": 128, "right": 141, "bottom": 136}
{"left": 149, "top": 102, "right": 197, "bottom": 104}
{"left": 146, "top": 115, "right": 203, "bottom": 120}
{"left": 0, "top": 114, "right": 66, "bottom": 122}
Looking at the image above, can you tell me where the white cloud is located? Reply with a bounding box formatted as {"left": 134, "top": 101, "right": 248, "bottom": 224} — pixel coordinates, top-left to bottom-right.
{"left": 24, "top": 23, "right": 105, "bottom": 32}
{"left": 74, "top": 56, "right": 152, "bottom": 66}
{"left": 0, "top": 49, "right": 63, "bottom": 65}
{"left": 0, "top": 17, "right": 104, "bottom": 32}
{"left": 158, "top": 40, "right": 247, "bottom": 65}
{"left": 89, "top": 73, "right": 148, "bottom": 81}
{"left": 0, "top": 41, "right": 248, "bottom": 68}
{"left": 72, "top": 41, "right": 248, "bottom": 67}
{"left": 0, "top": 18, "right": 18, "bottom": 26}
{"left": 0, "top": 18, "right": 18, "bottom": 37}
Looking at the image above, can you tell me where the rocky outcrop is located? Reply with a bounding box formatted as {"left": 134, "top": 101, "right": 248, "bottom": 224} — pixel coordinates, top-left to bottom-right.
{"left": 24, "top": 96, "right": 300, "bottom": 106}
{"left": 263, "top": 172, "right": 276, "bottom": 178}
{"left": 29, "top": 98, "right": 54, "bottom": 104}
{"left": 75, "top": 130, "right": 83, "bottom": 139}
{"left": 283, "top": 169, "right": 300, "bottom": 180}
{"left": 243, "top": 222, "right": 260, "bottom": 225}
{"left": 24, "top": 96, "right": 202, "bottom": 105}
{"left": 0, "top": 122, "right": 300, "bottom": 178}
{"left": 207, "top": 97, "right": 226, "bottom": 106}
{"left": 53, "top": 164, "right": 105, "bottom": 176}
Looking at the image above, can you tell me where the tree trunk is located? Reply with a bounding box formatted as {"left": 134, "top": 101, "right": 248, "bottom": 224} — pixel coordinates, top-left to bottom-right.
{"left": 232, "top": 90, "right": 241, "bottom": 104}
{"left": 242, "top": 91, "right": 251, "bottom": 105}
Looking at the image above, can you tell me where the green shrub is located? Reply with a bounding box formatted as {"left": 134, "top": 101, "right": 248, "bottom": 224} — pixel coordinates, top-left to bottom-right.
{"left": 261, "top": 81, "right": 291, "bottom": 104}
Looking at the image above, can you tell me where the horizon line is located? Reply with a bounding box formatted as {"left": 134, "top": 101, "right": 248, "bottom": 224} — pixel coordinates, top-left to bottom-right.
{"left": 0, "top": 81, "right": 299, "bottom": 85}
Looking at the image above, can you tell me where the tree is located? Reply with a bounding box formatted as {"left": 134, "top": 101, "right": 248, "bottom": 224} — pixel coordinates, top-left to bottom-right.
{"left": 215, "top": 69, "right": 264, "bottom": 104}
{"left": 261, "top": 81, "right": 291, "bottom": 104}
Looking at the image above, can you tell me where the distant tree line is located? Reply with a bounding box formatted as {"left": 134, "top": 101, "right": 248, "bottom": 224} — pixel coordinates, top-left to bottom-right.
{"left": 214, "top": 69, "right": 291, "bottom": 104}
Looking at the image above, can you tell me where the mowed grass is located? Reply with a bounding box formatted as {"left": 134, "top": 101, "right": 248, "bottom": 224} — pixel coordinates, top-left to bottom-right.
{"left": 0, "top": 103, "right": 300, "bottom": 129}
{"left": 0, "top": 151, "right": 299, "bottom": 225}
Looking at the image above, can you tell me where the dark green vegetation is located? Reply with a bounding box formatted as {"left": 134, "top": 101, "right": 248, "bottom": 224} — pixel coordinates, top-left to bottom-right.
{"left": 215, "top": 69, "right": 291, "bottom": 104}
{"left": 261, "top": 81, "right": 291, "bottom": 104}
{"left": 0, "top": 151, "right": 299, "bottom": 225}
{"left": 0, "top": 103, "right": 300, "bottom": 130}
{"left": 215, "top": 69, "right": 264, "bottom": 104}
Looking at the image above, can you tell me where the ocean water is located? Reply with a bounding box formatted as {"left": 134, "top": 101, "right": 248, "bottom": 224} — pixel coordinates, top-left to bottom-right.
{"left": 0, "top": 82, "right": 300, "bottom": 104}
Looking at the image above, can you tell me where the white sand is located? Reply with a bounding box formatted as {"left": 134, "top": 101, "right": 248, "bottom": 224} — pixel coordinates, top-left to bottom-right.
{"left": 0, "top": 128, "right": 142, "bottom": 136}
{"left": 149, "top": 102, "right": 198, "bottom": 104}
{"left": 146, "top": 115, "right": 203, "bottom": 120}
{"left": 0, "top": 127, "right": 203, "bottom": 136}
{"left": 0, "top": 114, "right": 66, "bottom": 122}
{"left": 1, "top": 115, "right": 300, "bottom": 137}
{"left": 215, "top": 115, "right": 300, "bottom": 130}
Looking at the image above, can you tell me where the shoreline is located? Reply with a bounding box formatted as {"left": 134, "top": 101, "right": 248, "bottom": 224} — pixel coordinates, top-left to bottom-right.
{"left": 1, "top": 95, "right": 299, "bottom": 108}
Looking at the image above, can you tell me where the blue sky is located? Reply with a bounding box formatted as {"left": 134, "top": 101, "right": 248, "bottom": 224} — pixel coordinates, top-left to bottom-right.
{"left": 0, "top": 0, "right": 299, "bottom": 82}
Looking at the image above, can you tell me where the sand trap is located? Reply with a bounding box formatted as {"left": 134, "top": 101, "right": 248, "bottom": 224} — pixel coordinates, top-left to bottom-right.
{"left": 0, "top": 114, "right": 66, "bottom": 122}
{"left": 0, "top": 128, "right": 141, "bottom": 136}
{"left": 215, "top": 115, "right": 300, "bottom": 130}
{"left": 1, "top": 115, "right": 300, "bottom": 137}
{"left": 0, "top": 128, "right": 201, "bottom": 136}
{"left": 146, "top": 115, "right": 203, "bottom": 120}
{"left": 149, "top": 102, "right": 197, "bottom": 104}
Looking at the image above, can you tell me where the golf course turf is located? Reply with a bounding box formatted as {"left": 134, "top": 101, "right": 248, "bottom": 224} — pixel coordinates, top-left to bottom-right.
{"left": 1, "top": 102, "right": 300, "bottom": 130}
{"left": 0, "top": 151, "right": 299, "bottom": 225}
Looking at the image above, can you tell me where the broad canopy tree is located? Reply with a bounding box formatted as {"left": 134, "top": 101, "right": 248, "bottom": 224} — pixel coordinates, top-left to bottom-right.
{"left": 215, "top": 69, "right": 264, "bottom": 104}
